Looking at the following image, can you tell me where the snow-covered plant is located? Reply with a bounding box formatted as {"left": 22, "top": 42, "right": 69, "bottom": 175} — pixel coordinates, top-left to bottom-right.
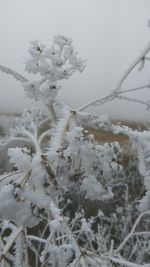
{"left": 0, "top": 35, "right": 150, "bottom": 266}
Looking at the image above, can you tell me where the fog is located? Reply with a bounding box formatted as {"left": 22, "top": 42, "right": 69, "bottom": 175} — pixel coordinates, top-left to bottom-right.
{"left": 0, "top": 0, "right": 150, "bottom": 122}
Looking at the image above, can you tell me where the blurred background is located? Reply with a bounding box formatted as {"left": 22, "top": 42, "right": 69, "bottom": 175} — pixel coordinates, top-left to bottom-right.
{"left": 0, "top": 0, "right": 150, "bottom": 121}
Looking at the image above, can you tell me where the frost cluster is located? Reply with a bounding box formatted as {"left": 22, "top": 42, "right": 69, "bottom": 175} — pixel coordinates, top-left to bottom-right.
{"left": 0, "top": 35, "right": 150, "bottom": 267}
{"left": 23, "top": 35, "right": 86, "bottom": 107}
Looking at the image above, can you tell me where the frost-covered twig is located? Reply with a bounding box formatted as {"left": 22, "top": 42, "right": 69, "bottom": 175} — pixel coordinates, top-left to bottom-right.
{"left": 0, "top": 65, "right": 28, "bottom": 83}
{"left": 107, "top": 256, "right": 150, "bottom": 267}
{"left": 115, "top": 211, "right": 150, "bottom": 253}
{"left": 117, "top": 95, "right": 150, "bottom": 110}
{"left": 79, "top": 43, "right": 150, "bottom": 111}
{"left": 0, "top": 226, "right": 24, "bottom": 261}
{"left": 114, "top": 42, "right": 150, "bottom": 94}
{"left": 27, "top": 235, "right": 47, "bottom": 244}
{"left": 0, "top": 170, "right": 24, "bottom": 182}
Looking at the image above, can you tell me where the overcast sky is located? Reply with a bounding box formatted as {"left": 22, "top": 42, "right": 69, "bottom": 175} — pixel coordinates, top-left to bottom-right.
{"left": 0, "top": 0, "right": 150, "bottom": 121}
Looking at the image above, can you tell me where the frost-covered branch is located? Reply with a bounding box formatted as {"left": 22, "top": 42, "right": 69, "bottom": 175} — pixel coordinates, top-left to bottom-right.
{"left": 79, "top": 43, "right": 150, "bottom": 111}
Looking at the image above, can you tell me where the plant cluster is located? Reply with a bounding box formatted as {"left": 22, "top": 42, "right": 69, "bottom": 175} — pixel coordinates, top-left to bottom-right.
{"left": 0, "top": 35, "right": 150, "bottom": 267}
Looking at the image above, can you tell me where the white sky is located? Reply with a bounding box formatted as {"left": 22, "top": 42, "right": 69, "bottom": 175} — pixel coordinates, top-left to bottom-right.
{"left": 0, "top": 0, "right": 150, "bottom": 122}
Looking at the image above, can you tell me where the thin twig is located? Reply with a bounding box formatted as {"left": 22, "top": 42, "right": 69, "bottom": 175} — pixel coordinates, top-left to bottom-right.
{"left": 78, "top": 43, "right": 150, "bottom": 111}
{"left": 0, "top": 65, "right": 28, "bottom": 83}
{"left": 0, "top": 170, "right": 24, "bottom": 182}
{"left": 115, "top": 211, "right": 150, "bottom": 253}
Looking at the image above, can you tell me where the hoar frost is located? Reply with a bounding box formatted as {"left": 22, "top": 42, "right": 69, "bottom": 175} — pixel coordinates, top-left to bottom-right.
{"left": 0, "top": 34, "right": 150, "bottom": 267}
